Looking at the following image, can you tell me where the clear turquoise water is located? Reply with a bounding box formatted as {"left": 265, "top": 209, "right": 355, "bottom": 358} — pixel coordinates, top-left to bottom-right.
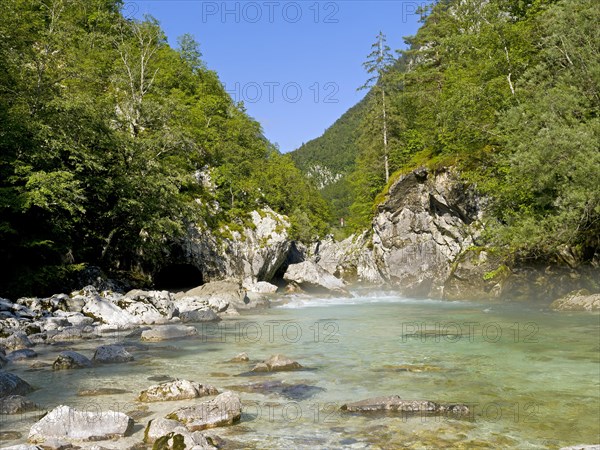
{"left": 2, "top": 293, "right": 599, "bottom": 449}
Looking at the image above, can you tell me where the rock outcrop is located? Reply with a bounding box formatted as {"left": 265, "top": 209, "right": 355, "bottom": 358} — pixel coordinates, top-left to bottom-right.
{"left": 312, "top": 232, "right": 384, "bottom": 284}
{"left": 181, "top": 207, "right": 292, "bottom": 284}
{"left": 372, "top": 168, "right": 481, "bottom": 298}
{"left": 551, "top": 290, "right": 600, "bottom": 312}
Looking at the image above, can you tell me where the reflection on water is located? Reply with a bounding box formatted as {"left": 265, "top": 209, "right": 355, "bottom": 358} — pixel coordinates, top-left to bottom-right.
{"left": 2, "top": 293, "right": 599, "bottom": 449}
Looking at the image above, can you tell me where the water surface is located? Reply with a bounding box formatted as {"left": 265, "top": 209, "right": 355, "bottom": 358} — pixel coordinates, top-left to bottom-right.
{"left": 2, "top": 293, "right": 599, "bottom": 449}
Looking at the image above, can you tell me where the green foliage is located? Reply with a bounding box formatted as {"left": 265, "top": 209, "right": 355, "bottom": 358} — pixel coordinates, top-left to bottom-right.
{"left": 293, "top": 0, "right": 598, "bottom": 262}
{"left": 0, "top": 0, "right": 329, "bottom": 297}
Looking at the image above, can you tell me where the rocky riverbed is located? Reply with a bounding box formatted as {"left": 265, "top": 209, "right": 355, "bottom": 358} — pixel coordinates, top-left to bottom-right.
{"left": 1, "top": 234, "right": 599, "bottom": 450}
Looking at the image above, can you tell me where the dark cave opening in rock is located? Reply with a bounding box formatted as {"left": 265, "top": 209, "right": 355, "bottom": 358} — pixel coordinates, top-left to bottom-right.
{"left": 154, "top": 264, "right": 203, "bottom": 291}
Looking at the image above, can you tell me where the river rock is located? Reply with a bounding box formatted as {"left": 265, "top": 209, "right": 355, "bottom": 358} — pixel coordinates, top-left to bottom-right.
{"left": 550, "top": 290, "right": 600, "bottom": 312}
{"left": 167, "top": 391, "right": 242, "bottom": 431}
{"left": 560, "top": 446, "right": 600, "bottom": 450}
{"left": 0, "top": 372, "right": 34, "bottom": 397}
{"left": 243, "top": 281, "right": 278, "bottom": 294}
{"left": 283, "top": 261, "right": 349, "bottom": 294}
{"left": 53, "top": 351, "right": 92, "bottom": 370}
{"left": 77, "top": 388, "right": 130, "bottom": 396}
{"left": 124, "top": 289, "right": 176, "bottom": 319}
{"left": 28, "top": 405, "right": 133, "bottom": 442}
{"left": 145, "top": 418, "right": 215, "bottom": 448}
{"left": 340, "top": 395, "right": 470, "bottom": 416}
{"left": 251, "top": 354, "right": 303, "bottom": 372}
{"left": 92, "top": 345, "right": 134, "bottom": 363}
{"left": 141, "top": 325, "right": 198, "bottom": 341}
{"left": 7, "top": 349, "right": 37, "bottom": 361}
{"left": 179, "top": 309, "right": 221, "bottom": 323}
{"left": 0, "top": 395, "right": 37, "bottom": 414}
{"left": 230, "top": 380, "right": 325, "bottom": 401}
{"left": 0, "top": 332, "right": 33, "bottom": 351}
{"left": 82, "top": 294, "right": 138, "bottom": 327}
{"left": 0, "top": 354, "right": 7, "bottom": 368}
{"left": 177, "top": 280, "right": 249, "bottom": 312}
{"left": 139, "top": 380, "right": 218, "bottom": 402}
{"left": 1, "top": 445, "right": 40, "bottom": 450}
{"left": 229, "top": 352, "right": 249, "bottom": 363}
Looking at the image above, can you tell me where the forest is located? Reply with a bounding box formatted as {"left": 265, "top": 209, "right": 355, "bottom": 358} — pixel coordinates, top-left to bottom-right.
{"left": 0, "top": 0, "right": 329, "bottom": 297}
{"left": 1, "top": 0, "right": 598, "bottom": 297}
{"left": 291, "top": 0, "right": 599, "bottom": 259}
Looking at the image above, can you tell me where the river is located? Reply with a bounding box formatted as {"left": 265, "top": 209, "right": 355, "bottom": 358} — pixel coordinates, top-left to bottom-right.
{"left": 2, "top": 292, "right": 599, "bottom": 449}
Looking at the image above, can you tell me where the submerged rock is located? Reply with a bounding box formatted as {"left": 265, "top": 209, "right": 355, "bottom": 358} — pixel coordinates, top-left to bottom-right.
{"left": 340, "top": 395, "right": 470, "bottom": 416}
{"left": 28, "top": 405, "right": 133, "bottom": 442}
{"left": 283, "top": 261, "right": 349, "bottom": 295}
{"left": 145, "top": 417, "right": 215, "bottom": 449}
{"left": 53, "top": 351, "right": 92, "bottom": 370}
{"left": 77, "top": 387, "right": 131, "bottom": 396}
{"left": 551, "top": 290, "right": 600, "bottom": 312}
{"left": 229, "top": 352, "right": 249, "bottom": 363}
{"left": 167, "top": 391, "right": 242, "bottom": 431}
{"left": 230, "top": 380, "right": 325, "bottom": 401}
{"left": 7, "top": 349, "right": 37, "bottom": 361}
{"left": 139, "top": 379, "right": 218, "bottom": 402}
{"left": 92, "top": 345, "right": 134, "bottom": 364}
{"left": 0, "top": 332, "right": 33, "bottom": 351}
{"left": 140, "top": 325, "right": 198, "bottom": 341}
{"left": 251, "top": 354, "right": 303, "bottom": 372}
{"left": 0, "top": 395, "right": 38, "bottom": 414}
{"left": 179, "top": 309, "right": 221, "bottom": 323}
{"left": 560, "top": 446, "right": 600, "bottom": 450}
{"left": 0, "top": 372, "right": 34, "bottom": 397}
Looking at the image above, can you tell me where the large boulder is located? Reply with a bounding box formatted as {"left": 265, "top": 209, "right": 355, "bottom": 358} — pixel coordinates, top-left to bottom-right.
{"left": 139, "top": 380, "right": 218, "bottom": 402}
{"left": 177, "top": 280, "right": 249, "bottom": 312}
{"left": 28, "top": 405, "right": 133, "bottom": 442}
{"left": 53, "top": 351, "right": 92, "bottom": 370}
{"left": 0, "top": 371, "right": 34, "bottom": 397}
{"left": 283, "top": 261, "right": 349, "bottom": 295}
{"left": 92, "top": 345, "right": 134, "bottom": 364}
{"left": 167, "top": 391, "right": 242, "bottom": 431}
{"left": 251, "top": 354, "right": 302, "bottom": 372}
{"left": 140, "top": 325, "right": 198, "bottom": 341}
{"left": 82, "top": 294, "right": 138, "bottom": 327}
{"left": 340, "top": 395, "right": 470, "bottom": 416}
{"left": 551, "top": 290, "right": 600, "bottom": 312}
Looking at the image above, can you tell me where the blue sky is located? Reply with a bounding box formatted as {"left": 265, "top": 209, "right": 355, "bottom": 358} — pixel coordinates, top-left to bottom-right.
{"left": 129, "top": 1, "right": 427, "bottom": 152}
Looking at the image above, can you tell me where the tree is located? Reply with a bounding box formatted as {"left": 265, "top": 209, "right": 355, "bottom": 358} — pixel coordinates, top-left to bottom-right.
{"left": 358, "top": 31, "right": 395, "bottom": 183}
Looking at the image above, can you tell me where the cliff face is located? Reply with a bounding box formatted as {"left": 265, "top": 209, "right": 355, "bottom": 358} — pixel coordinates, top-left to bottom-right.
{"left": 311, "top": 167, "right": 599, "bottom": 301}
{"left": 371, "top": 168, "right": 482, "bottom": 297}
{"left": 177, "top": 207, "right": 293, "bottom": 285}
